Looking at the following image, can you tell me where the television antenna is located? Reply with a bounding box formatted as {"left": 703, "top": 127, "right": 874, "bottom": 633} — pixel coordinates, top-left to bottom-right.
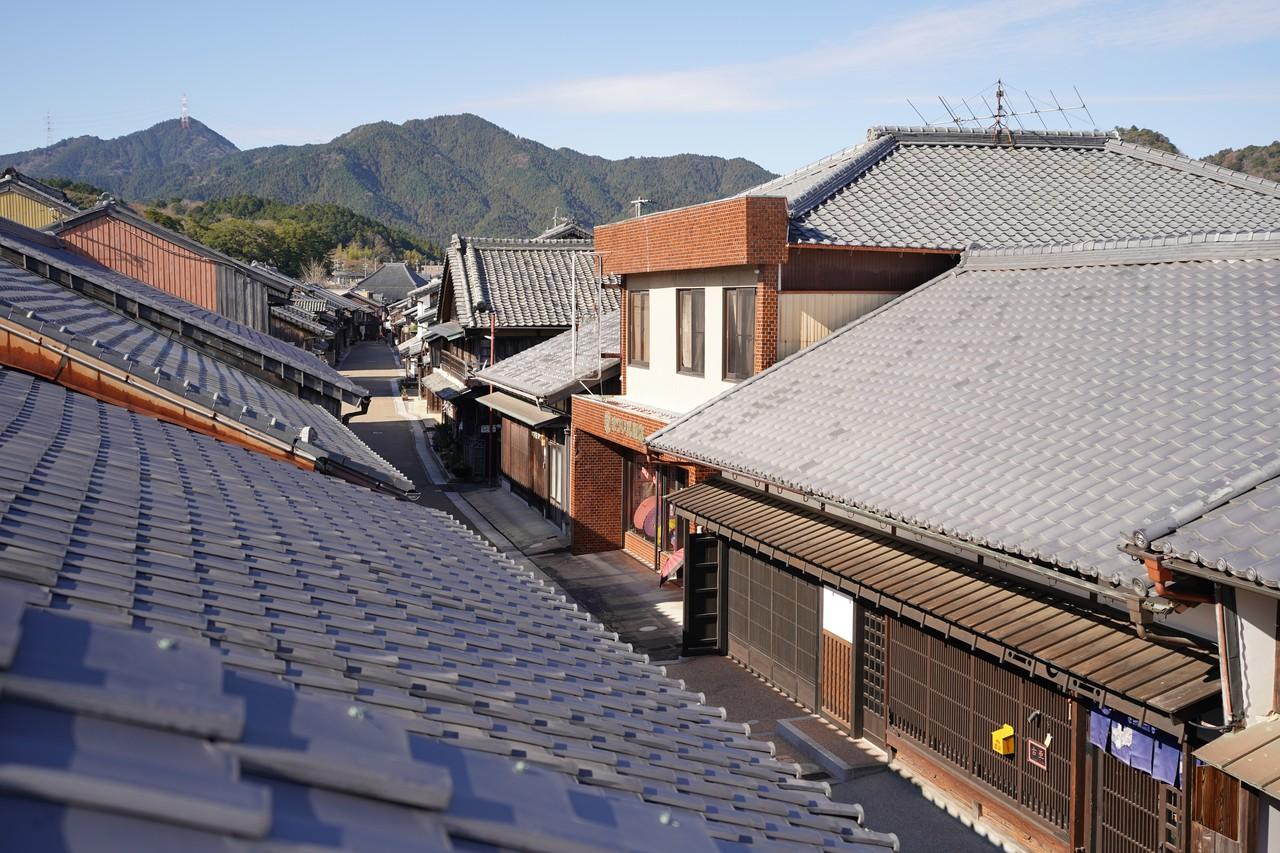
{"left": 907, "top": 80, "right": 1096, "bottom": 141}
{"left": 180, "top": 94, "right": 190, "bottom": 130}
{"left": 629, "top": 197, "right": 650, "bottom": 218}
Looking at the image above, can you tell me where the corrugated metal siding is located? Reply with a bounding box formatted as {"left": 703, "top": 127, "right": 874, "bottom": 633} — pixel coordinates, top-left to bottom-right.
{"left": 60, "top": 217, "right": 219, "bottom": 315}
{"left": 0, "top": 191, "right": 64, "bottom": 229}
{"left": 778, "top": 292, "right": 898, "bottom": 358}
{"left": 216, "top": 264, "right": 270, "bottom": 331}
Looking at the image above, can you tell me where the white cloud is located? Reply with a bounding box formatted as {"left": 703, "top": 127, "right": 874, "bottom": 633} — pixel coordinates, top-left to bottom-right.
{"left": 478, "top": 0, "right": 1280, "bottom": 116}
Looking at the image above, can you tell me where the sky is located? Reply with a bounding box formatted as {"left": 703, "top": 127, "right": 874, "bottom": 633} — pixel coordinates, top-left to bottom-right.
{"left": 5, "top": 0, "right": 1279, "bottom": 172}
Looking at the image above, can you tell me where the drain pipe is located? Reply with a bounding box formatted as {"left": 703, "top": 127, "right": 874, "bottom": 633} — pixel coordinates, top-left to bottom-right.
{"left": 1215, "top": 584, "right": 1246, "bottom": 728}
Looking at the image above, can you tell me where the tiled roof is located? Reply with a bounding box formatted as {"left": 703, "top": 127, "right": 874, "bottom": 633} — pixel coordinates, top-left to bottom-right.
{"left": 0, "top": 588, "right": 893, "bottom": 852}
{"left": 0, "top": 217, "right": 368, "bottom": 401}
{"left": 537, "top": 220, "right": 595, "bottom": 240}
{"left": 743, "top": 127, "right": 1280, "bottom": 250}
{"left": 446, "top": 235, "right": 620, "bottom": 330}
{"left": 0, "top": 167, "right": 78, "bottom": 212}
{"left": 1149, "top": 476, "right": 1280, "bottom": 588}
{"left": 356, "top": 262, "right": 429, "bottom": 302}
{"left": 289, "top": 296, "right": 335, "bottom": 317}
{"left": 649, "top": 233, "right": 1280, "bottom": 591}
{"left": 476, "top": 310, "right": 620, "bottom": 403}
{"left": 0, "top": 261, "right": 410, "bottom": 494}
{"left": 273, "top": 303, "right": 332, "bottom": 336}
{"left": 0, "top": 368, "right": 895, "bottom": 851}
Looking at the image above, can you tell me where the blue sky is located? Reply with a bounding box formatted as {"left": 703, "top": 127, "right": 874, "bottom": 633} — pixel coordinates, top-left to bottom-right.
{"left": 5, "top": 0, "right": 1278, "bottom": 172}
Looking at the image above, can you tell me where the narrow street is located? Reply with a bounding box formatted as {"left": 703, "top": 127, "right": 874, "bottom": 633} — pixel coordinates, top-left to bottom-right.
{"left": 338, "top": 340, "right": 475, "bottom": 527}
{"left": 338, "top": 340, "right": 1000, "bottom": 853}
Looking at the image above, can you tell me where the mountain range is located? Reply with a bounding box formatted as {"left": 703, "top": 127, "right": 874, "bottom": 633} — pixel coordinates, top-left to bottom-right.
{"left": 0, "top": 115, "right": 774, "bottom": 244}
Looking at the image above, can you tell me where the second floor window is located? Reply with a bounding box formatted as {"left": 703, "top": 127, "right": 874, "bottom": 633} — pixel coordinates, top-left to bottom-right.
{"left": 628, "top": 290, "right": 649, "bottom": 367}
{"left": 723, "top": 287, "right": 756, "bottom": 381}
{"left": 676, "top": 288, "right": 704, "bottom": 376}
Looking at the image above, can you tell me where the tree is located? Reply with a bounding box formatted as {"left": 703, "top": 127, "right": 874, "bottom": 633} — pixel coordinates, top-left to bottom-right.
{"left": 1113, "top": 126, "right": 1180, "bottom": 155}
{"left": 201, "top": 218, "right": 278, "bottom": 265}
{"left": 299, "top": 256, "right": 330, "bottom": 284}
{"left": 144, "top": 207, "right": 184, "bottom": 233}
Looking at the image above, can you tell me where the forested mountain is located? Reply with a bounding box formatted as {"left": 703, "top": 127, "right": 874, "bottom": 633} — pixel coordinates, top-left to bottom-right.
{"left": 0, "top": 115, "right": 774, "bottom": 244}
{"left": 1114, "top": 126, "right": 1181, "bottom": 154}
{"left": 1203, "top": 141, "right": 1280, "bottom": 183}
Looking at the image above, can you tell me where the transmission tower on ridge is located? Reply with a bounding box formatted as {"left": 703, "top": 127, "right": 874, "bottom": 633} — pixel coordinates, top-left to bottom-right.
{"left": 180, "top": 94, "right": 190, "bottom": 130}
{"left": 45, "top": 112, "right": 53, "bottom": 146}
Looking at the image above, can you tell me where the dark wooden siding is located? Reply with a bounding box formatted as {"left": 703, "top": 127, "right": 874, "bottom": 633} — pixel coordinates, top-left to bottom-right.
{"left": 782, "top": 246, "right": 959, "bottom": 292}
{"left": 216, "top": 265, "right": 270, "bottom": 331}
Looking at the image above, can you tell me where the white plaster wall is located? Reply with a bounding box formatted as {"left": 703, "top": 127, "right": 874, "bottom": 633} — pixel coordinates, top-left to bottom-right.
{"left": 822, "top": 587, "right": 854, "bottom": 643}
{"left": 1236, "top": 589, "right": 1278, "bottom": 724}
{"left": 624, "top": 266, "right": 754, "bottom": 414}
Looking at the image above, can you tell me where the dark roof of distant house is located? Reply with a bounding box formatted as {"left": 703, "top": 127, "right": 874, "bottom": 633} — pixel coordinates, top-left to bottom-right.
{"left": 0, "top": 167, "right": 78, "bottom": 213}
{"left": 52, "top": 201, "right": 291, "bottom": 296}
{"left": 271, "top": 303, "right": 332, "bottom": 337}
{"left": 476, "top": 310, "right": 620, "bottom": 403}
{"left": 356, "top": 262, "right": 429, "bottom": 301}
{"left": 537, "top": 220, "right": 594, "bottom": 240}
{"left": 738, "top": 126, "right": 1280, "bottom": 249}
{"left": 0, "top": 216, "right": 367, "bottom": 401}
{"left": 444, "top": 235, "right": 619, "bottom": 330}
{"left": 0, "top": 367, "right": 896, "bottom": 852}
{"left": 651, "top": 232, "right": 1280, "bottom": 592}
{"left": 0, "top": 258, "right": 408, "bottom": 493}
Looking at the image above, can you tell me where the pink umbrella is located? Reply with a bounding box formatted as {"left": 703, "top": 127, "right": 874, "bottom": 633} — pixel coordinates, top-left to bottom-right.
{"left": 661, "top": 548, "right": 684, "bottom": 583}
{"left": 632, "top": 495, "right": 658, "bottom": 536}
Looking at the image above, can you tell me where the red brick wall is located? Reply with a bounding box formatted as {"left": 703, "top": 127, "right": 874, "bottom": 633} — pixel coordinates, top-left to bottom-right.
{"left": 572, "top": 396, "right": 666, "bottom": 453}
{"left": 754, "top": 264, "right": 779, "bottom": 373}
{"left": 596, "top": 196, "right": 788, "bottom": 275}
{"left": 571, "top": 429, "right": 623, "bottom": 554}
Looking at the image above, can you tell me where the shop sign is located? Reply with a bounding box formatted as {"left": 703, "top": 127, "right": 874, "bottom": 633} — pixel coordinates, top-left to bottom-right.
{"left": 603, "top": 412, "right": 647, "bottom": 445}
{"left": 1026, "top": 738, "right": 1048, "bottom": 770}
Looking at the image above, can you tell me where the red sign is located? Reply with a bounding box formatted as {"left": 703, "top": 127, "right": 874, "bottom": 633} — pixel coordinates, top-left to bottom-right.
{"left": 1027, "top": 738, "right": 1048, "bottom": 770}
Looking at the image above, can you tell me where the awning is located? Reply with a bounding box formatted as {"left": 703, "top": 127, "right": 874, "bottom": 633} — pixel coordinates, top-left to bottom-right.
{"left": 425, "top": 321, "right": 465, "bottom": 342}
{"left": 422, "top": 371, "right": 466, "bottom": 401}
{"left": 478, "top": 392, "right": 563, "bottom": 429}
{"left": 1195, "top": 717, "right": 1280, "bottom": 796}
{"left": 670, "top": 479, "right": 1220, "bottom": 733}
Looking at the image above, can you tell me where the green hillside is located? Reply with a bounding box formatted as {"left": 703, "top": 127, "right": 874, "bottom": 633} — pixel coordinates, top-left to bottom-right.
{"left": 1203, "top": 141, "right": 1280, "bottom": 183}
{"left": 1, "top": 115, "right": 775, "bottom": 244}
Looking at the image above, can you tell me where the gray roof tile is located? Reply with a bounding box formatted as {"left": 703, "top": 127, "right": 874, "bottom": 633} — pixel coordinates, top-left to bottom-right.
{"left": 741, "top": 127, "right": 1280, "bottom": 250}
{"left": 0, "top": 369, "right": 896, "bottom": 851}
{"left": 446, "top": 235, "right": 620, "bottom": 330}
{"left": 357, "top": 262, "right": 428, "bottom": 302}
{"left": 0, "top": 260, "right": 410, "bottom": 494}
{"left": 476, "top": 310, "right": 620, "bottom": 402}
{"left": 0, "top": 217, "right": 367, "bottom": 400}
{"left": 649, "top": 233, "right": 1280, "bottom": 590}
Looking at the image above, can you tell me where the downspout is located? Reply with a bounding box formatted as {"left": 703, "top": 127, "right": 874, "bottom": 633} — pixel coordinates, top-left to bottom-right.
{"left": 342, "top": 395, "right": 371, "bottom": 424}
{"left": 1215, "top": 584, "right": 1246, "bottom": 728}
{"left": 1143, "top": 557, "right": 1215, "bottom": 606}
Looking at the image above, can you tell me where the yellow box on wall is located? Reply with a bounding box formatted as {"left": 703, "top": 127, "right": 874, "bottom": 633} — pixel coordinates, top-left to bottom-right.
{"left": 991, "top": 724, "right": 1015, "bottom": 755}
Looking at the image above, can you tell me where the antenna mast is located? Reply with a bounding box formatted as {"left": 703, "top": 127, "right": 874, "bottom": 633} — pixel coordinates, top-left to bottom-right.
{"left": 629, "top": 197, "right": 650, "bottom": 218}
{"left": 45, "top": 112, "right": 54, "bottom": 146}
{"left": 180, "top": 94, "right": 190, "bottom": 130}
{"left": 907, "top": 80, "right": 1094, "bottom": 140}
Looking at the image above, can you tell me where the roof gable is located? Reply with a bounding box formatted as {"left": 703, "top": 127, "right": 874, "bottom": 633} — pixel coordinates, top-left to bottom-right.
{"left": 443, "top": 235, "right": 619, "bottom": 330}
{"left": 742, "top": 126, "right": 1280, "bottom": 250}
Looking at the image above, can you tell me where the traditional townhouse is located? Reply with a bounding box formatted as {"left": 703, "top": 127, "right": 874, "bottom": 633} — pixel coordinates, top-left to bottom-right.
{"left": 474, "top": 310, "right": 621, "bottom": 528}
{"left": 647, "top": 233, "right": 1280, "bottom": 853}
{"left": 423, "top": 233, "right": 617, "bottom": 477}
{"left": 355, "top": 259, "right": 428, "bottom": 302}
{"left": 0, "top": 167, "right": 79, "bottom": 228}
{"left": 574, "top": 125, "right": 1280, "bottom": 579}
{"left": 0, "top": 216, "right": 368, "bottom": 418}
{"left": 50, "top": 201, "right": 292, "bottom": 332}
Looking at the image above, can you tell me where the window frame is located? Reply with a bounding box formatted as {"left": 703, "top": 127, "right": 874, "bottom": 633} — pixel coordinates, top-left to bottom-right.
{"left": 675, "top": 288, "right": 705, "bottom": 377}
{"left": 722, "top": 287, "right": 756, "bottom": 382}
{"left": 627, "top": 289, "right": 650, "bottom": 368}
